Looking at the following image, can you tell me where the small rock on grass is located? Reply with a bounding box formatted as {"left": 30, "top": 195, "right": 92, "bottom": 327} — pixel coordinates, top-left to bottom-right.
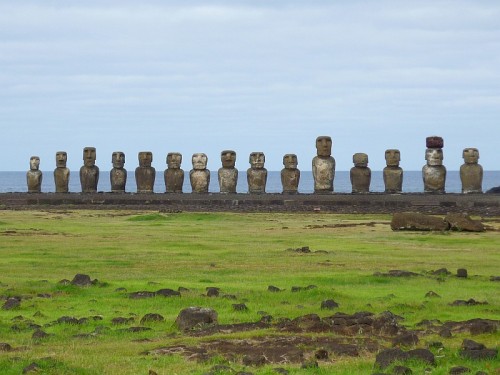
{"left": 321, "top": 299, "right": 339, "bottom": 310}
{"left": 175, "top": 307, "right": 218, "bottom": 331}
{"left": 232, "top": 303, "right": 248, "bottom": 311}
{"left": 140, "top": 313, "right": 165, "bottom": 324}
{"left": 2, "top": 297, "right": 21, "bottom": 310}
{"left": 0, "top": 343, "right": 12, "bottom": 351}
{"left": 22, "top": 362, "right": 40, "bottom": 374}
{"left": 449, "top": 367, "right": 470, "bottom": 375}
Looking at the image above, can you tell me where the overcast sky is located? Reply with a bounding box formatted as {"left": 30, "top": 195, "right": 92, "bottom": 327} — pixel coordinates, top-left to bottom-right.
{"left": 1, "top": 0, "right": 499, "bottom": 172}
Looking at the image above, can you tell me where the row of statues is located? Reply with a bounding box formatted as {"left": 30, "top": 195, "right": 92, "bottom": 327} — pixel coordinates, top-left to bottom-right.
{"left": 26, "top": 136, "right": 484, "bottom": 194}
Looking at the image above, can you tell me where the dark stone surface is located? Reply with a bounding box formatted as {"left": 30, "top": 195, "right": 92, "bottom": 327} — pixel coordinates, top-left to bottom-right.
{"left": 391, "top": 212, "right": 449, "bottom": 231}
{"left": 375, "top": 348, "right": 409, "bottom": 369}
{"left": 321, "top": 299, "right": 339, "bottom": 310}
{"left": 460, "top": 339, "right": 498, "bottom": 360}
{"left": 175, "top": 307, "right": 218, "bottom": 331}
{"left": 2, "top": 297, "right": 21, "bottom": 310}
{"left": 0, "top": 342, "right": 12, "bottom": 351}
{"left": 449, "top": 366, "right": 470, "bottom": 374}
{"left": 140, "top": 313, "right": 165, "bottom": 324}
{"left": 445, "top": 213, "right": 485, "bottom": 232}
{"left": 71, "top": 274, "right": 92, "bottom": 286}
{"left": 456, "top": 268, "right": 468, "bottom": 278}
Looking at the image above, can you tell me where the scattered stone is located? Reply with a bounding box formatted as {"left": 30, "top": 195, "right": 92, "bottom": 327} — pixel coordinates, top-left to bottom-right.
{"left": 490, "top": 276, "right": 500, "bottom": 281}
{"left": 391, "top": 212, "right": 449, "bottom": 231}
{"left": 268, "top": 285, "right": 283, "bottom": 292}
{"left": 0, "top": 342, "right": 12, "bottom": 351}
{"left": 232, "top": 303, "right": 248, "bottom": 311}
{"left": 407, "top": 348, "right": 435, "bottom": 365}
{"left": 112, "top": 317, "right": 134, "bottom": 325}
{"left": 373, "top": 270, "right": 419, "bottom": 277}
{"left": 71, "top": 274, "right": 93, "bottom": 286}
{"left": 123, "top": 327, "right": 152, "bottom": 333}
{"left": 456, "top": 269, "right": 468, "bottom": 278}
{"left": 206, "top": 287, "right": 220, "bottom": 297}
{"left": 140, "top": 313, "right": 165, "bottom": 324}
{"left": 178, "top": 287, "right": 190, "bottom": 292}
{"left": 2, "top": 297, "right": 21, "bottom": 310}
{"left": 392, "top": 332, "right": 419, "bottom": 347}
{"left": 445, "top": 213, "right": 485, "bottom": 232}
{"left": 449, "top": 367, "right": 471, "bottom": 375}
{"left": 56, "top": 316, "right": 86, "bottom": 325}
{"left": 243, "top": 354, "right": 267, "bottom": 366}
{"left": 439, "top": 328, "right": 452, "bottom": 338}
{"left": 273, "top": 368, "right": 289, "bottom": 375}
{"left": 175, "top": 307, "right": 218, "bottom": 331}
{"left": 321, "top": 299, "right": 339, "bottom": 310}
{"left": 291, "top": 286, "right": 303, "bottom": 292}
{"left": 115, "top": 287, "right": 127, "bottom": 292}
{"left": 425, "top": 291, "right": 441, "bottom": 298}
{"left": 222, "top": 294, "right": 237, "bottom": 300}
{"left": 23, "top": 362, "right": 40, "bottom": 374}
{"left": 450, "top": 299, "right": 487, "bottom": 306}
{"left": 393, "top": 365, "right": 413, "bottom": 375}
{"left": 375, "top": 348, "right": 409, "bottom": 369}
{"left": 32, "top": 329, "right": 50, "bottom": 340}
{"left": 305, "top": 284, "right": 317, "bottom": 290}
{"left": 58, "top": 279, "right": 70, "bottom": 285}
{"left": 459, "top": 339, "right": 498, "bottom": 360}
{"left": 294, "top": 246, "right": 311, "bottom": 253}
{"left": 155, "top": 288, "right": 181, "bottom": 297}
{"left": 149, "top": 370, "right": 158, "bottom": 375}
{"left": 301, "top": 361, "right": 318, "bottom": 369}
{"left": 315, "top": 349, "right": 329, "bottom": 359}
{"left": 431, "top": 268, "right": 451, "bottom": 276}
{"left": 129, "top": 291, "right": 156, "bottom": 299}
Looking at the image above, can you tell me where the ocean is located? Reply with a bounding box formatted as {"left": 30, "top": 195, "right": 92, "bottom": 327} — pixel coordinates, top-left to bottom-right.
{"left": 1, "top": 170, "right": 499, "bottom": 194}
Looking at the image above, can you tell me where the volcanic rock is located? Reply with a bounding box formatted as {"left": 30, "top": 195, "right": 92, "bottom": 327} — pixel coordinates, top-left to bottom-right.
{"left": 175, "top": 307, "right": 218, "bottom": 331}
{"left": 391, "top": 212, "right": 449, "bottom": 231}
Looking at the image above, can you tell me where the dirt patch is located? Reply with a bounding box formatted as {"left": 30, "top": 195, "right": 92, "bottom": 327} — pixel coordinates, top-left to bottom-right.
{"left": 148, "top": 335, "right": 379, "bottom": 365}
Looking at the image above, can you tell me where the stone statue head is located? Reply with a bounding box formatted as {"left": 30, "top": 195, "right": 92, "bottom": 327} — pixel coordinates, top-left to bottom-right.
{"left": 385, "top": 149, "right": 401, "bottom": 167}
{"left": 30, "top": 156, "right": 40, "bottom": 171}
{"left": 220, "top": 150, "right": 236, "bottom": 168}
{"left": 249, "top": 152, "right": 265, "bottom": 169}
{"left": 425, "top": 148, "right": 443, "bottom": 166}
{"left": 138, "top": 151, "right": 153, "bottom": 167}
{"left": 353, "top": 153, "right": 368, "bottom": 167}
{"left": 463, "top": 148, "right": 479, "bottom": 164}
{"left": 167, "top": 152, "right": 182, "bottom": 169}
{"left": 192, "top": 153, "right": 208, "bottom": 170}
{"left": 316, "top": 136, "right": 332, "bottom": 157}
{"left": 112, "top": 152, "right": 125, "bottom": 169}
{"left": 56, "top": 151, "right": 67, "bottom": 168}
{"left": 283, "top": 154, "right": 298, "bottom": 169}
{"left": 83, "top": 147, "right": 96, "bottom": 167}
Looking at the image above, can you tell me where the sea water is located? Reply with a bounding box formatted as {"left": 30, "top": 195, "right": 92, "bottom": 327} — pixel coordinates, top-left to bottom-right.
{"left": 1, "top": 171, "right": 499, "bottom": 194}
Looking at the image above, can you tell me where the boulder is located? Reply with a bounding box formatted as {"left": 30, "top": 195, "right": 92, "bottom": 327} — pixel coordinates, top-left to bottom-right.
{"left": 445, "top": 213, "right": 484, "bottom": 232}
{"left": 175, "top": 307, "right": 218, "bottom": 331}
{"left": 459, "top": 339, "right": 498, "bottom": 360}
{"left": 391, "top": 213, "right": 449, "bottom": 231}
{"left": 71, "top": 274, "right": 93, "bottom": 286}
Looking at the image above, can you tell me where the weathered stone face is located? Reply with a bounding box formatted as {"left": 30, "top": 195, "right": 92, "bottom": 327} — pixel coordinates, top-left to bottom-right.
{"left": 30, "top": 156, "right": 40, "bottom": 170}
{"left": 316, "top": 136, "right": 332, "bottom": 157}
{"left": 221, "top": 150, "right": 236, "bottom": 168}
{"left": 192, "top": 153, "right": 208, "bottom": 170}
{"left": 281, "top": 154, "right": 300, "bottom": 194}
{"left": 138, "top": 151, "right": 153, "bottom": 167}
{"left": 425, "top": 148, "right": 443, "bottom": 166}
{"left": 350, "top": 154, "right": 370, "bottom": 193}
{"left": 283, "top": 154, "right": 298, "bottom": 169}
{"left": 165, "top": 153, "right": 184, "bottom": 193}
{"left": 54, "top": 152, "right": 70, "bottom": 193}
{"left": 248, "top": 152, "right": 267, "bottom": 193}
{"left": 112, "top": 152, "right": 125, "bottom": 169}
{"left": 385, "top": 149, "right": 400, "bottom": 167}
{"left": 55, "top": 151, "right": 67, "bottom": 168}
{"left": 460, "top": 148, "right": 482, "bottom": 193}
{"left": 27, "top": 156, "right": 42, "bottom": 193}
{"left": 249, "top": 152, "right": 265, "bottom": 169}
{"left": 83, "top": 147, "right": 96, "bottom": 167}
{"left": 80, "top": 147, "right": 99, "bottom": 193}
{"left": 463, "top": 148, "right": 479, "bottom": 164}
{"left": 353, "top": 153, "right": 368, "bottom": 168}
{"left": 135, "top": 152, "right": 155, "bottom": 193}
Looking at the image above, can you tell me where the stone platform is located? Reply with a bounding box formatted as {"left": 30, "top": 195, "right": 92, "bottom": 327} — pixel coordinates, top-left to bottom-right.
{"left": 0, "top": 192, "right": 499, "bottom": 215}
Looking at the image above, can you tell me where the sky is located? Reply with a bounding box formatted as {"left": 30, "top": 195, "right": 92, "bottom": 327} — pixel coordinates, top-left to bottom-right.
{"left": 1, "top": 0, "right": 499, "bottom": 172}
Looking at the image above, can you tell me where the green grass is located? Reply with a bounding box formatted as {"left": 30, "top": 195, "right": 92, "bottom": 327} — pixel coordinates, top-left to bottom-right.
{"left": 0, "top": 210, "right": 498, "bottom": 374}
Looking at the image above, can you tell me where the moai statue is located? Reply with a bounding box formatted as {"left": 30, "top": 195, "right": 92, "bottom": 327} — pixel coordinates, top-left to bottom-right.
{"left": 247, "top": 152, "right": 267, "bottom": 194}
{"left": 135, "top": 151, "right": 155, "bottom": 193}
{"left": 110, "top": 151, "right": 127, "bottom": 193}
{"left": 26, "top": 156, "right": 42, "bottom": 193}
{"left": 164, "top": 152, "right": 184, "bottom": 193}
{"left": 460, "top": 148, "right": 483, "bottom": 194}
{"left": 190, "top": 153, "right": 210, "bottom": 193}
{"left": 54, "top": 151, "right": 70, "bottom": 193}
{"left": 281, "top": 154, "right": 300, "bottom": 194}
{"left": 80, "top": 147, "right": 99, "bottom": 193}
{"left": 312, "top": 136, "right": 335, "bottom": 193}
{"left": 218, "top": 150, "right": 238, "bottom": 193}
{"left": 383, "top": 149, "right": 403, "bottom": 193}
{"left": 422, "top": 136, "right": 446, "bottom": 193}
{"left": 350, "top": 153, "right": 371, "bottom": 193}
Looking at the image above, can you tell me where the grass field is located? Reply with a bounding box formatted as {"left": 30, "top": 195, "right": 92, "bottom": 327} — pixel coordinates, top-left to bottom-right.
{"left": 0, "top": 210, "right": 498, "bottom": 374}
